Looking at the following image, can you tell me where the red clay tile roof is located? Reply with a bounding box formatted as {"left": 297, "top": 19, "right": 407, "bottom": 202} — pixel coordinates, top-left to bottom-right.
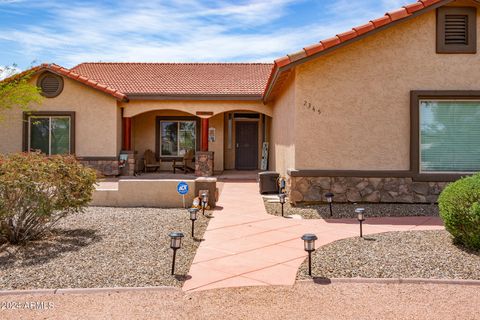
{"left": 71, "top": 63, "right": 273, "bottom": 98}
{"left": 2, "top": 63, "right": 128, "bottom": 100}
{"left": 263, "top": 0, "right": 450, "bottom": 101}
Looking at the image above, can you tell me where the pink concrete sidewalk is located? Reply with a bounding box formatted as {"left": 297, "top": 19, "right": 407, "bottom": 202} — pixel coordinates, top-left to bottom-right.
{"left": 183, "top": 182, "right": 444, "bottom": 292}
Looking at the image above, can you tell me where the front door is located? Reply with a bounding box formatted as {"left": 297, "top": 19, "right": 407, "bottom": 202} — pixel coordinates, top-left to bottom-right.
{"left": 235, "top": 121, "right": 258, "bottom": 170}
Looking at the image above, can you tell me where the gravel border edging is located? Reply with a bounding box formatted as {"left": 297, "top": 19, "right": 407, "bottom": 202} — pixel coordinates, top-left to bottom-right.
{"left": 0, "top": 286, "right": 180, "bottom": 297}
{"left": 298, "top": 278, "right": 480, "bottom": 286}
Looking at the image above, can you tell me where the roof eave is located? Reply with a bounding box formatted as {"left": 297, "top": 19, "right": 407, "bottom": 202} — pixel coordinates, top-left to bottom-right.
{"left": 127, "top": 93, "right": 264, "bottom": 101}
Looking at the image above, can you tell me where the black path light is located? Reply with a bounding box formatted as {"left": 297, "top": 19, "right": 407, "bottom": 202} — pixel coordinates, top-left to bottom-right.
{"left": 325, "top": 192, "right": 334, "bottom": 216}
{"left": 201, "top": 192, "right": 209, "bottom": 216}
{"left": 301, "top": 233, "right": 318, "bottom": 276}
{"left": 169, "top": 232, "right": 184, "bottom": 275}
{"left": 188, "top": 208, "right": 199, "bottom": 238}
{"left": 355, "top": 208, "right": 365, "bottom": 238}
{"left": 279, "top": 193, "right": 286, "bottom": 217}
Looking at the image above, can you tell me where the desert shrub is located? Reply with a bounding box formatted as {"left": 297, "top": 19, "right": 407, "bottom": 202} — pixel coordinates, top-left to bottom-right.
{"left": 0, "top": 152, "right": 96, "bottom": 244}
{"left": 438, "top": 173, "right": 480, "bottom": 250}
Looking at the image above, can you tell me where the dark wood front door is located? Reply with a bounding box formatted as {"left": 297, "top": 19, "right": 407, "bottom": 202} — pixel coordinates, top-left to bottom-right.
{"left": 235, "top": 121, "right": 258, "bottom": 170}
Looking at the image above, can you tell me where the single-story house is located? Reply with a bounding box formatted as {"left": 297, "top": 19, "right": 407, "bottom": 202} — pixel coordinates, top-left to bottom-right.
{"left": 1, "top": 0, "right": 480, "bottom": 204}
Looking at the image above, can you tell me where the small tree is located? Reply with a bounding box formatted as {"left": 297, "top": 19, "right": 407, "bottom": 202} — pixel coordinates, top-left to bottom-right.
{"left": 0, "top": 152, "right": 97, "bottom": 244}
{"left": 0, "top": 64, "right": 43, "bottom": 121}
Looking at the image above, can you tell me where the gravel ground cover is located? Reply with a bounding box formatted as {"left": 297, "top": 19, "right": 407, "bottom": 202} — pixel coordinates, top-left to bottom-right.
{"left": 264, "top": 199, "right": 439, "bottom": 219}
{"left": 0, "top": 207, "right": 210, "bottom": 290}
{"left": 298, "top": 230, "right": 480, "bottom": 280}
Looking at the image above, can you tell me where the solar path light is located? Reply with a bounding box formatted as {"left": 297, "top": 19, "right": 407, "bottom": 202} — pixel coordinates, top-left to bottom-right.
{"left": 279, "top": 193, "right": 286, "bottom": 217}
{"left": 201, "top": 193, "right": 208, "bottom": 216}
{"left": 301, "top": 233, "right": 318, "bottom": 276}
{"left": 189, "top": 208, "right": 199, "bottom": 238}
{"left": 169, "top": 232, "right": 184, "bottom": 275}
{"left": 355, "top": 208, "right": 365, "bottom": 238}
{"left": 325, "top": 192, "right": 334, "bottom": 216}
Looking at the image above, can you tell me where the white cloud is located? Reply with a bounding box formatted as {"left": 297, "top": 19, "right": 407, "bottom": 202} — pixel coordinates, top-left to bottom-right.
{"left": 0, "top": 65, "right": 21, "bottom": 80}
{"left": 0, "top": 0, "right": 414, "bottom": 67}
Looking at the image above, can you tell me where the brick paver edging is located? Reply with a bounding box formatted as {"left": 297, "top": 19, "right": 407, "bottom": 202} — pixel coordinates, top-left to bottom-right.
{"left": 0, "top": 286, "right": 179, "bottom": 297}
{"left": 299, "top": 278, "right": 480, "bottom": 286}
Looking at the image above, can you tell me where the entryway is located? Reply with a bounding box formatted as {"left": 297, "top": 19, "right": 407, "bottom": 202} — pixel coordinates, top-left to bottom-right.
{"left": 235, "top": 121, "right": 258, "bottom": 170}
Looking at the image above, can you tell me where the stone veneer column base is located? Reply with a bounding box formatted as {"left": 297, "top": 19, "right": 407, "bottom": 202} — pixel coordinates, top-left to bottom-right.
{"left": 195, "top": 151, "right": 214, "bottom": 177}
{"left": 78, "top": 159, "right": 119, "bottom": 177}
{"left": 288, "top": 176, "right": 447, "bottom": 205}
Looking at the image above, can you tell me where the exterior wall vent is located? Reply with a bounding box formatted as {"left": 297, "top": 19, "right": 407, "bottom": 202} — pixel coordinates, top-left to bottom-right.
{"left": 444, "top": 14, "right": 468, "bottom": 45}
{"left": 37, "top": 72, "right": 64, "bottom": 98}
{"left": 437, "top": 7, "right": 476, "bottom": 54}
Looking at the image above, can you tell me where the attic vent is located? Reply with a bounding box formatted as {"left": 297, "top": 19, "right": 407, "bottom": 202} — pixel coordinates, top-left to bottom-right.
{"left": 445, "top": 15, "right": 468, "bottom": 45}
{"left": 37, "top": 72, "right": 64, "bottom": 98}
{"left": 437, "top": 7, "right": 476, "bottom": 54}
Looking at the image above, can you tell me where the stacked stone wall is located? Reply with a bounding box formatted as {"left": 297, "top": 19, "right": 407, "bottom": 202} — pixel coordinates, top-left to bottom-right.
{"left": 288, "top": 176, "right": 447, "bottom": 204}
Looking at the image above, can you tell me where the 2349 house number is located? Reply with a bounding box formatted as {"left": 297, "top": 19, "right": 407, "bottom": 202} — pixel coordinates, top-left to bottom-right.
{"left": 303, "top": 100, "right": 322, "bottom": 115}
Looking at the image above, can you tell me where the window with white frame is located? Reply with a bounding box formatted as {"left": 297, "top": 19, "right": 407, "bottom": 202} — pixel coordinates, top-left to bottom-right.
{"left": 160, "top": 120, "right": 196, "bottom": 157}
{"left": 28, "top": 116, "right": 71, "bottom": 155}
{"left": 419, "top": 100, "right": 480, "bottom": 173}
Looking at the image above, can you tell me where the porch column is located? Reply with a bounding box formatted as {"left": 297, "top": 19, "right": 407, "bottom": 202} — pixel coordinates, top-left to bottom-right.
{"left": 201, "top": 118, "right": 209, "bottom": 151}
{"left": 122, "top": 117, "right": 132, "bottom": 151}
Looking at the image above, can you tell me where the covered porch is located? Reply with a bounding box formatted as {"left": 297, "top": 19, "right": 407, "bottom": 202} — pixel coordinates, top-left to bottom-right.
{"left": 119, "top": 99, "right": 273, "bottom": 177}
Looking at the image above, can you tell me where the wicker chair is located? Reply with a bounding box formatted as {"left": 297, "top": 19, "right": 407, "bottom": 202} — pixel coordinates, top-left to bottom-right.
{"left": 173, "top": 150, "right": 195, "bottom": 173}
{"left": 143, "top": 149, "right": 161, "bottom": 173}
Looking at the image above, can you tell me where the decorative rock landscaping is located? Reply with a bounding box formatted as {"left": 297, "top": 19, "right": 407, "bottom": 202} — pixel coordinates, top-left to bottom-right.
{"left": 264, "top": 200, "right": 439, "bottom": 219}
{"left": 288, "top": 176, "right": 448, "bottom": 204}
{"left": 297, "top": 230, "right": 480, "bottom": 280}
{"left": 0, "top": 207, "right": 209, "bottom": 290}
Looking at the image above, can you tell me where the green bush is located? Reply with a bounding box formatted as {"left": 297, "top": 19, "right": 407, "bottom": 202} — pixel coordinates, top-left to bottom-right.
{"left": 438, "top": 173, "right": 480, "bottom": 250}
{"left": 0, "top": 152, "right": 97, "bottom": 244}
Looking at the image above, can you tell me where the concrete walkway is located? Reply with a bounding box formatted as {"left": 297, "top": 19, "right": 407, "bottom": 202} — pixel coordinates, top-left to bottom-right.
{"left": 183, "top": 182, "right": 444, "bottom": 292}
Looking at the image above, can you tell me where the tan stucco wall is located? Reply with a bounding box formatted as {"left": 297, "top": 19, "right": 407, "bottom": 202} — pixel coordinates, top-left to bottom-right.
{"left": 121, "top": 99, "right": 272, "bottom": 118}
{"left": 0, "top": 73, "right": 119, "bottom": 157}
{"left": 292, "top": 0, "right": 480, "bottom": 171}
{"left": 270, "top": 73, "right": 296, "bottom": 175}
{"left": 91, "top": 179, "right": 195, "bottom": 208}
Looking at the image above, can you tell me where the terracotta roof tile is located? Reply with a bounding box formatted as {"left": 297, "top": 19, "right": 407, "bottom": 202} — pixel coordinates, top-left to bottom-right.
{"left": 387, "top": 8, "right": 411, "bottom": 21}
{"left": 321, "top": 36, "right": 341, "bottom": 49}
{"left": 274, "top": 57, "right": 291, "bottom": 68}
{"left": 403, "top": 2, "right": 425, "bottom": 13}
{"left": 303, "top": 43, "right": 324, "bottom": 56}
{"left": 420, "top": 0, "right": 442, "bottom": 6}
{"left": 72, "top": 63, "right": 273, "bottom": 97}
{"left": 337, "top": 30, "right": 358, "bottom": 42}
{"left": 353, "top": 22, "right": 376, "bottom": 35}
{"left": 370, "top": 15, "right": 392, "bottom": 28}
{"left": 2, "top": 63, "right": 125, "bottom": 101}
{"left": 288, "top": 50, "right": 308, "bottom": 62}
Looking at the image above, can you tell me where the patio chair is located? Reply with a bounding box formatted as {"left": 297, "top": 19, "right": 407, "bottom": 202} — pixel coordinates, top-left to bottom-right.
{"left": 143, "top": 149, "right": 161, "bottom": 173}
{"left": 173, "top": 149, "right": 195, "bottom": 173}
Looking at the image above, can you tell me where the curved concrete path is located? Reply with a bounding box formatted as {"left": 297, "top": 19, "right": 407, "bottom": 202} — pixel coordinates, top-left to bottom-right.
{"left": 183, "top": 182, "right": 444, "bottom": 292}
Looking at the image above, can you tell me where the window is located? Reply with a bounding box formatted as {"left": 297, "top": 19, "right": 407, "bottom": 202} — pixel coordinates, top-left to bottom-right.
{"left": 437, "top": 7, "right": 476, "bottom": 54}
{"left": 419, "top": 100, "right": 480, "bottom": 173}
{"left": 159, "top": 120, "right": 197, "bottom": 157}
{"left": 24, "top": 112, "right": 74, "bottom": 155}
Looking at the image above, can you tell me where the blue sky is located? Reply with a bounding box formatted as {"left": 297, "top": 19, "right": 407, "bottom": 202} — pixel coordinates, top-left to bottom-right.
{"left": 0, "top": 0, "right": 409, "bottom": 71}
